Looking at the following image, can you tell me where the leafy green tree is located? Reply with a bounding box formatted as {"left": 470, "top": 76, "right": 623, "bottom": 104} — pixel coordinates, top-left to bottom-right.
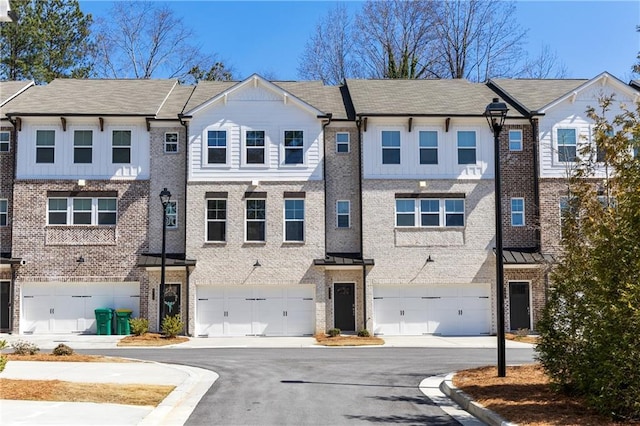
{"left": 634, "top": 25, "right": 640, "bottom": 75}
{"left": 536, "top": 96, "right": 640, "bottom": 420}
{"left": 0, "top": 0, "right": 93, "bottom": 83}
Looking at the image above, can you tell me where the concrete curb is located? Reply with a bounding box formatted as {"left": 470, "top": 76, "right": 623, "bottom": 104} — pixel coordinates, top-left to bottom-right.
{"left": 440, "top": 373, "right": 517, "bottom": 426}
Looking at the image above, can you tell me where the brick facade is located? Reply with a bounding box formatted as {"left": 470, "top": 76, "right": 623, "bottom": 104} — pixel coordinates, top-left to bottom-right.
{"left": 0, "top": 125, "right": 15, "bottom": 254}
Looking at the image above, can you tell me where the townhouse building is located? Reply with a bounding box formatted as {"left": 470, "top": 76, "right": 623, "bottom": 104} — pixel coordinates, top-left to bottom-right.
{"left": 1, "top": 72, "right": 637, "bottom": 337}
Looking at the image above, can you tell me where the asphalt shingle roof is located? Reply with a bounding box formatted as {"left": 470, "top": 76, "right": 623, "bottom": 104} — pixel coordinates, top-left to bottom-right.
{"left": 0, "top": 81, "right": 34, "bottom": 106}
{"left": 489, "top": 79, "right": 588, "bottom": 113}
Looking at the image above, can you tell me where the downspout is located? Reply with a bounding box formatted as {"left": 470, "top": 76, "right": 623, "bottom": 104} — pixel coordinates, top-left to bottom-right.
{"left": 321, "top": 114, "right": 332, "bottom": 255}
{"left": 178, "top": 114, "right": 191, "bottom": 336}
{"left": 356, "top": 117, "right": 367, "bottom": 331}
{"left": 529, "top": 116, "right": 541, "bottom": 252}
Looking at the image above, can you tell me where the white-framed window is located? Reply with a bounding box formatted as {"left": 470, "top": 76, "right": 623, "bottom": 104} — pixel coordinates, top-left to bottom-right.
{"left": 511, "top": 197, "right": 525, "bottom": 226}
{"left": 509, "top": 130, "right": 522, "bottom": 151}
{"left": 557, "top": 128, "right": 577, "bottom": 162}
{"left": 559, "top": 196, "right": 575, "bottom": 235}
{"left": 381, "top": 130, "right": 400, "bottom": 164}
{"left": 246, "top": 130, "right": 266, "bottom": 164}
{"left": 206, "top": 199, "right": 226, "bottom": 242}
{"left": 165, "top": 132, "right": 178, "bottom": 153}
{"left": 246, "top": 199, "right": 266, "bottom": 242}
{"left": 284, "top": 199, "right": 304, "bottom": 242}
{"left": 336, "top": 200, "right": 350, "bottom": 228}
{"left": 596, "top": 129, "right": 613, "bottom": 163}
{"left": 336, "top": 132, "right": 350, "bottom": 153}
{"left": 73, "top": 130, "right": 93, "bottom": 164}
{"left": 419, "top": 131, "right": 438, "bottom": 165}
{"left": 48, "top": 197, "right": 117, "bottom": 226}
{"left": 0, "top": 199, "right": 7, "bottom": 226}
{"left": 165, "top": 200, "right": 177, "bottom": 229}
{"left": 284, "top": 130, "right": 304, "bottom": 164}
{"left": 0, "top": 131, "right": 9, "bottom": 152}
{"left": 457, "top": 131, "right": 476, "bottom": 164}
{"left": 112, "top": 130, "right": 131, "bottom": 163}
{"left": 36, "top": 130, "right": 55, "bottom": 163}
{"left": 395, "top": 198, "right": 465, "bottom": 227}
{"left": 207, "top": 130, "right": 227, "bottom": 164}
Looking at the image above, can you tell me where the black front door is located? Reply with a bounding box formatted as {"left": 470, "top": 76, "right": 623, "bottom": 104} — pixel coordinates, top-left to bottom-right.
{"left": 1, "top": 281, "right": 10, "bottom": 331}
{"left": 334, "top": 283, "right": 355, "bottom": 331}
{"left": 509, "top": 282, "right": 531, "bottom": 331}
{"left": 160, "top": 283, "right": 181, "bottom": 325}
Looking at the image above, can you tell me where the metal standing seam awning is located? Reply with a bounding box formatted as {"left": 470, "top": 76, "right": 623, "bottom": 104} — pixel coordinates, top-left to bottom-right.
{"left": 137, "top": 253, "right": 197, "bottom": 268}
{"left": 313, "top": 253, "right": 375, "bottom": 268}
{"left": 498, "top": 249, "right": 556, "bottom": 266}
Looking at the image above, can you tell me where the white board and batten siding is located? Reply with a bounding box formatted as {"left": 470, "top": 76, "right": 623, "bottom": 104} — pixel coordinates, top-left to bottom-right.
{"left": 15, "top": 118, "right": 149, "bottom": 180}
{"left": 188, "top": 85, "right": 324, "bottom": 182}
{"left": 362, "top": 118, "right": 495, "bottom": 180}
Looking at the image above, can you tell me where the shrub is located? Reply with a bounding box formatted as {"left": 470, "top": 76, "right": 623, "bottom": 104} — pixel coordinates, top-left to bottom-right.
{"left": 161, "top": 314, "right": 184, "bottom": 338}
{"left": 327, "top": 328, "right": 340, "bottom": 337}
{"left": 11, "top": 340, "right": 39, "bottom": 355}
{"left": 129, "top": 317, "right": 149, "bottom": 336}
{"left": 0, "top": 340, "right": 7, "bottom": 372}
{"left": 516, "top": 328, "right": 530, "bottom": 338}
{"left": 357, "top": 329, "right": 370, "bottom": 337}
{"left": 52, "top": 343, "right": 74, "bottom": 356}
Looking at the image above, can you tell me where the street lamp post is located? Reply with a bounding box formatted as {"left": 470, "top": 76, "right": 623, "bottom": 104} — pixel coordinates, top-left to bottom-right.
{"left": 159, "top": 188, "right": 172, "bottom": 322}
{"left": 485, "top": 98, "right": 509, "bottom": 377}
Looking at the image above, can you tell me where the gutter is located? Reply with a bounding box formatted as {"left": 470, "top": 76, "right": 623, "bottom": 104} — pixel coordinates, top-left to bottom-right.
{"left": 178, "top": 115, "right": 191, "bottom": 336}
{"left": 321, "top": 113, "right": 333, "bottom": 255}
{"left": 356, "top": 117, "right": 367, "bottom": 332}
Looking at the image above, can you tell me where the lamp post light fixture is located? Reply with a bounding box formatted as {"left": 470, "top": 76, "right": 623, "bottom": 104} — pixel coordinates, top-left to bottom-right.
{"left": 159, "top": 188, "right": 172, "bottom": 321}
{"left": 485, "top": 98, "right": 509, "bottom": 377}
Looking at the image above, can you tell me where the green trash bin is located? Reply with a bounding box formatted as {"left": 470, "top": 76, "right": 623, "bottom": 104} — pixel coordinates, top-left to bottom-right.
{"left": 95, "top": 308, "right": 113, "bottom": 335}
{"left": 115, "top": 309, "right": 133, "bottom": 335}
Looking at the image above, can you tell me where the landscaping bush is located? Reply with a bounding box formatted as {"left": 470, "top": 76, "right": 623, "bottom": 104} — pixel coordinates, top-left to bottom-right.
{"left": 161, "top": 314, "right": 184, "bottom": 338}
{"left": 129, "top": 317, "right": 149, "bottom": 336}
{"left": 0, "top": 340, "right": 7, "bottom": 372}
{"left": 11, "top": 340, "right": 39, "bottom": 355}
{"left": 52, "top": 343, "right": 74, "bottom": 356}
{"left": 327, "top": 328, "right": 340, "bottom": 337}
{"left": 357, "top": 329, "right": 370, "bottom": 337}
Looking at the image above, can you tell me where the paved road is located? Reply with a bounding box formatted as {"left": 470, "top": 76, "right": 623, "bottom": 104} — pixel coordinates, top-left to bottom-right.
{"left": 84, "top": 347, "right": 535, "bottom": 425}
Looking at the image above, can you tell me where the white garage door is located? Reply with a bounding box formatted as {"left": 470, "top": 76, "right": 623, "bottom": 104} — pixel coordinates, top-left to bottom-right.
{"left": 196, "top": 285, "right": 315, "bottom": 337}
{"left": 373, "top": 284, "right": 490, "bottom": 336}
{"left": 21, "top": 282, "right": 140, "bottom": 334}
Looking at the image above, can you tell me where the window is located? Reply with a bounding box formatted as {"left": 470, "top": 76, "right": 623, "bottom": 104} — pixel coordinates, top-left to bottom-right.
{"left": 284, "top": 199, "right": 304, "bottom": 242}
{"left": 48, "top": 197, "right": 117, "bottom": 225}
{"left": 419, "top": 131, "right": 438, "bottom": 164}
{"left": 165, "top": 200, "right": 177, "bottom": 229}
{"left": 381, "top": 130, "right": 400, "bottom": 164}
{"left": 112, "top": 130, "right": 131, "bottom": 163}
{"left": 284, "top": 130, "right": 303, "bottom": 164}
{"left": 336, "top": 200, "right": 350, "bottom": 228}
{"left": 336, "top": 132, "right": 350, "bottom": 153}
{"left": 73, "top": 130, "right": 93, "bottom": 164}
{"left": 0, "top": 131, "right": 9, "bottom": 152}
{"left": 207, "top": 130, "right": 227, "bottom": 164}
{"left": 246, "top": 199, "right": 266, "bottom": 241}
{"left": 0, "top": 199, "right": 7, "bottom": 226}
{"left": 396, "top": 198, "right": 465, "bottom": 227}
{"left": 559, "top": 196, "right": 577, "bottom": 235}
{"left": 36, "top": 130, "right": 55, "bottom": 163}
{"left": 596, "top": 130, "right": 613, "bottom": 163}
{"left": 509, "top": 130, "right": 522, "bottom": 151}
{"left": 165, "top": 132, "right": 178, "bottom": 153}
{"left": 457, "top": 131, "right": 476, "bottom": 164}
{"left": 557, "top": 129, "right": 577, "bottom": 162}
{"left": 206, "top": 199, "right": 226, "bottom": 242}
{"left": 246, "top": 130, "right": 265, "bottom": 164}
{"left": 511, "top": 198, "right": 525, "bottom": 226}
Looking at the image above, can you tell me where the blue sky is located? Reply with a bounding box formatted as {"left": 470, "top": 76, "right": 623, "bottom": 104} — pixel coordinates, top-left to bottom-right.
{"left": 80, "top": 0, "right": 640, "bottom": 82}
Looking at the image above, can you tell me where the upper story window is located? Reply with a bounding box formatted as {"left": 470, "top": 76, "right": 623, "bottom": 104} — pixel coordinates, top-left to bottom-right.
{"left": 246, "top": 130, "right": 265, "bottom": 164}
{"left": 457, "top": 131, "right": 476, "bottom": 164}
{"left": 511, "top": 197, "right": 525, "bottom": 226}
{"left": 0, "top": 199, "right": 7, "bottom": 226}
{"left": 73, "top": 130, "right": 93, "bottom": 164}
{"left": 419, "top": 131, "right": 438, "bottom": 165}
{"left": 381, "top": 130, "right": 400, "bottom": 164}
{"left": 284, "top": 130, "right": 304, "bottom": 164}
{"left": 284, "top": 199, "right": 304, "bottom": 242}
{"left": 395, "top": 198, "right": 465, "bottom": 227}
{"left": 207, "top": 130, "right": 227, "bottom": 164}
{"left": 557, "top": 128, "right": 577, "bottom": 162}
{"left": 165, "top": 132, "right": 178, "bottom": 153}
{"left": 596, "top": 129, "right": 613, "bottom": 163}
{"left": 336, "top": 200, "right": 350, "bottom": 228}
{"left": 246, "top": 199, "right": 266, "bottom": 242}
{"left": 206, "top": 199, "right": 227, "bottom": 242}
{"left": 36, "top": 130, "right": 55, "bottom": 163}
{"left": 0, "top": 131, "right": 9, "bottom": 152}
{"left": 112, "top": 130, "right": 131, "bottom": 163}
{"left": 165, "top": 200, "right": 177, "bottom": 229}
{"left": 509, "top": 130, "right": 522, "bottom": 151}
{"left": 336, "top": 132, "right": 350, "bottom": 153}
{"left": 48, "top": 197, "right": 117, "bottom": 226}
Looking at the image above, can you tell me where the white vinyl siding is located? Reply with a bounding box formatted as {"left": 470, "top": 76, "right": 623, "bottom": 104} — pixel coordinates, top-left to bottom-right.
{"left": 509, "top": 130, "right": 522, "bottom": 151}
{"left": 511, "top": 197, "right": 525, "bottom": 226}
{"left": 396, "top": 198, "right": 465, "bottom": 227}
